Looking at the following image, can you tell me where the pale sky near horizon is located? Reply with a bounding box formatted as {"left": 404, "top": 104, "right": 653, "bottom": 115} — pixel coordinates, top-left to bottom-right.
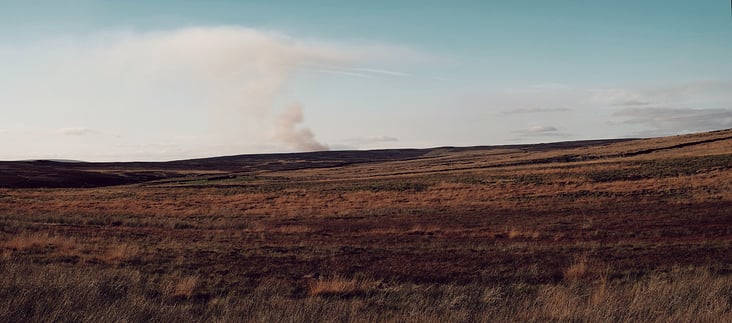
{"left": 1, "top": 0, "right": 731, "bottom": 161}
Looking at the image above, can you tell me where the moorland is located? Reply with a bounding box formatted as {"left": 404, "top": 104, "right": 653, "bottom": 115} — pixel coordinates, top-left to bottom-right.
{"left": 1, "top": 129, "right": 731, "bottom": 322}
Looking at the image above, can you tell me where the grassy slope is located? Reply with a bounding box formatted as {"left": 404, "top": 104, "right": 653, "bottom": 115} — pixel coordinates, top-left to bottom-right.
{"left": 0, "top": 129, "right": 731, "bottom": 322}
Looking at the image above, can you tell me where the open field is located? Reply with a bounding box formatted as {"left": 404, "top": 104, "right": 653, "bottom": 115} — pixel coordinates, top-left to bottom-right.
{"left": 1, "top": 129, "right": 731, "bottom": 322}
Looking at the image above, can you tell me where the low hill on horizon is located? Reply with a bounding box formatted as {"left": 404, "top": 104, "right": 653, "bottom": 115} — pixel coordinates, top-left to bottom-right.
{"left": 1, "top": 129, "right": 730, "bottom": 189}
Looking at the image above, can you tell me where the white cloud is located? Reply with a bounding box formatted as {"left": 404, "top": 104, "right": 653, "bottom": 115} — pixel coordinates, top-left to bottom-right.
{"left": 590, "top": 80, "right": 732, "bottom": 107}
{"left": 431, "top": 79, "right": 731, "bottom": 146}
{"left": 613, "top": 107, "right": 732, "bottom": 137}
{"left": 83, "top": 27, "right": 355, "bottom": 128}
{"left": 589, "top": 80, "right": 732, "bottom": 136}
{"left": 0, "top": 26, "right": 418, "bottom": 160}
{"left": 526, "top": 125, "right": 558, "bottom": 133}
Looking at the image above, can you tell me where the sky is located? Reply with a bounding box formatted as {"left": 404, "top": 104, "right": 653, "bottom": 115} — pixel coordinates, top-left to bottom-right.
{"left": 1, "top": 0, "right": 731, "bottom": 161}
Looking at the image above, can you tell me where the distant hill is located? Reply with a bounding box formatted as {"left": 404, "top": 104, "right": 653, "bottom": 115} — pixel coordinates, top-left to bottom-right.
{"left": 1, "top": 129, "right": 730, "bottom": 189}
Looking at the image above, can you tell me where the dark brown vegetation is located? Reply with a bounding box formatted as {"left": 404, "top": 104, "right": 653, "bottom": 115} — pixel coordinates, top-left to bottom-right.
{"left": 1, "top": 129, "right": 731, "bottom": 322}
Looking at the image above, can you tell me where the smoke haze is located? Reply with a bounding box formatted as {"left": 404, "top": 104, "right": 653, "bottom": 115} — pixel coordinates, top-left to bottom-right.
{"left": 89, "top": 27, "right": 342, "bottom": 150}
{"left": 272, "top": 103, "right": 328, "bottom": 151}
{"left": 0, "top": 26, "right": 375, "bottom": 158}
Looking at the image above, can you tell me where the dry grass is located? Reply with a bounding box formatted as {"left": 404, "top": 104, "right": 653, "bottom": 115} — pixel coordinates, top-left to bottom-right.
{"left": 308, "top": 275, "right": 375, "bottom": 297}
{"left": 101, "top": 243, "right": 140, "bottom": 264}
{"left": 0, "top": 263, "right": 728, "bottom": 322}
{"left": 164, "top": 274, "right": 200, "bottom": 298}
{"left": 0, "top": 129, "right": 730, "bottom": 321}
{"left": 507, "top": 228, "right": 521, "bottom": 239}
{"left": 506, "top": 228, "right": 541, "bottom": 240}
{"left": 563, "top": 256, "right": 590, "bottom": 281}
{"left": 2, "top": 232, "right": 77, "bottom": 253}
{"left": 537, "top": 268, "right": 732, "bottom": 322}
{"left": 270, "top": 225, "right": 314, "bottom": 234}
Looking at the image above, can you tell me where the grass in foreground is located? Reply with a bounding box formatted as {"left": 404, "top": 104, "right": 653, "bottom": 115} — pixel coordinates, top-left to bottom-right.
{"left": 1, "top": 130, "right": 731, "bottom": 321}
{"left": 0, "top": 262, "right": 729, "bottom": 322}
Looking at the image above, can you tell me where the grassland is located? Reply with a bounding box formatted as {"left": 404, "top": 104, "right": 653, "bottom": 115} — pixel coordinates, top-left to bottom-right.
{"left": 1, "top": 129, "right": 731, "bottom": 322}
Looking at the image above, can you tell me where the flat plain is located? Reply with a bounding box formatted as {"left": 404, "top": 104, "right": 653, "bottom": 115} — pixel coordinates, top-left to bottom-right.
{"left": 1, "top": 129, "right": 731, "bottom": 322}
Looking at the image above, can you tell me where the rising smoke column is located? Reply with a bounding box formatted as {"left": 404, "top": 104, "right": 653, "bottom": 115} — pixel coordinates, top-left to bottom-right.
{"left": 271, "top": 103, "right": 328, "bottom": 151}
{"left": 85, "top": 27, "right": 341, "bottom": 152}
{"left": 1, "top": 26, "right": 415, "bottom": 158}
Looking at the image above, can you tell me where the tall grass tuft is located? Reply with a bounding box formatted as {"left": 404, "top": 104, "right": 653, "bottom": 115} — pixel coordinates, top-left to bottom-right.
{"left": 308, "top": 274, "right": 374, "bottom": 297}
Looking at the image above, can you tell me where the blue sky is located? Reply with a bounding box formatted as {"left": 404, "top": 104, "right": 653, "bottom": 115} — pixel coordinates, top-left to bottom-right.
{"left": 1, "top": 1, "right": 731, "bottom": 161}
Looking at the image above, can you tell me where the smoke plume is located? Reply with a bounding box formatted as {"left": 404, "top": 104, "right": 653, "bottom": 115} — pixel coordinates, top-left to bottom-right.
{"left": 0, "top": 26, "right": 419, "bottom": 159}
{"left": 3, "top": 27, "right": 360, "bottom": 154}
{"left": 272, "top": 103, "right": 328, "bottom": 151}
{"left": 89, "top": 27, "right": 345, "bottom": 150}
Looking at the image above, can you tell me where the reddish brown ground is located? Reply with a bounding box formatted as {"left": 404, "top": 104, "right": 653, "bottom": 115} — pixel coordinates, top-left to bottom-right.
{"left": 0, "top": 129, "right": 730, "bottom": 320}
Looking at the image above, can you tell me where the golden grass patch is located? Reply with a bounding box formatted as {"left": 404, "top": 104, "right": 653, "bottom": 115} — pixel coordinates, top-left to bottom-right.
{"left": 164, "top": 274, "right": 200, "bottom": 298}
{"left": 563, "top": 256, "right": 589, "bottom": 282}
{"left": 308, "top": 275, "right": 376, "bottom": 297}
{"left": 3, "top": 232, "right": 77, "bottom": 253}
{"left": 101, "top": 243, "right": 140, "bottom": 264}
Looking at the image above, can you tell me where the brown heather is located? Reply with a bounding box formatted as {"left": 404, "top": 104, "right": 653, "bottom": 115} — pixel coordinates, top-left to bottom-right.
{"left": 0, "top": 129, "right": 731, "bottom": 321}
{"left": 164, "top": 274, "right": 200, "bottom": 299}
{"left": 307, "top": 275, "right": 377, "bottom": 297}
{"left": 563, "top": 256, "right": 590, "bottom": 282}
{"left": 101, "top": 243, "right": 140, "bottom": 264}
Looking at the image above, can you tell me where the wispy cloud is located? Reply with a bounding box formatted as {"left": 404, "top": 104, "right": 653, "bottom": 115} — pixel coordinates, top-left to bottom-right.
{"left": 59, "top": 127, "right": 100, "bottom": 136}
{"left": 329, "top": 135, "right": 400, "bottom": 150}
{"left": 648, "top": 80, "right": 732, "bottom": 101}
{"left": 346, "top": 135, "right": 399, "bottom": 145}
{"left": 589, "top": 80, "right": 732, "bottom": 136}
{"left": 591, "top": 80, "right": 732, "bottom": 107}
{"left": 348, "top": 67, "right": 411, "bottom": 77}
{"left": 589, "top": 88, "right": 649, "bottom": 106}
{"left": 525, "top": 125, "right": 558, "bottom": 133}
{"left": 302, "top": 63, "right": 411, "bottom": 80}
{"left": 499, "top": 107, "right": 572, "bottom": 115}
{"left": 511, "top": 125, "right": 572, "bottom": 141}
{"left": 612, "top": 100, "right": 651, "bottom": 107}
{"left": 613, "top": 107, "right": 732, "bottom": 137}
{"left": 302, "top": 67, "right": 376, "bottom": 79}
